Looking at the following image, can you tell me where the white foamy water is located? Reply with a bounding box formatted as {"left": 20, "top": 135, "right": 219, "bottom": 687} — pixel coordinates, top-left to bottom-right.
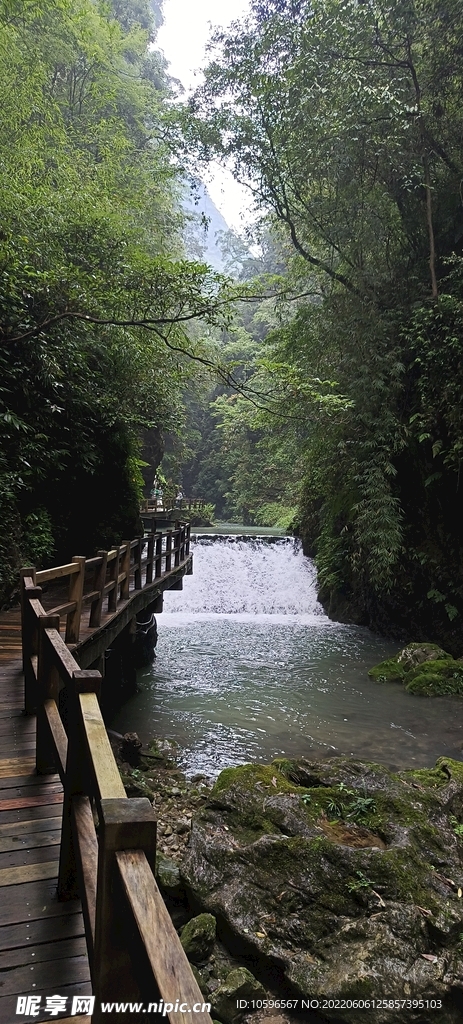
{"left": 163, "top": 536, "right": 325, "bottom": 617}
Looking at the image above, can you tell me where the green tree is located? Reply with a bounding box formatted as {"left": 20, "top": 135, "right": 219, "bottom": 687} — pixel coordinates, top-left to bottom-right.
{"left": 182, "top": 0, "right": 463, "bottom": 648}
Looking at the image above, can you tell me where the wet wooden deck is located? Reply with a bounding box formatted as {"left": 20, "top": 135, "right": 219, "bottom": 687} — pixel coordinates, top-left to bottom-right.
{"left": 0, "top": 634, "right": 92, "bottom": 1023}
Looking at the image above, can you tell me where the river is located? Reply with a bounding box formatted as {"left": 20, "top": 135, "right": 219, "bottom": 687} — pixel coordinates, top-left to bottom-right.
{"left": 110, "top": 534, "right": 463, "bottom": 776}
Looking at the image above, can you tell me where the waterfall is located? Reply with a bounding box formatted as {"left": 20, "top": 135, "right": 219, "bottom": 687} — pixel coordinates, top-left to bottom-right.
{"left": 163, "top": 535, "right": 326, "bottom": 617}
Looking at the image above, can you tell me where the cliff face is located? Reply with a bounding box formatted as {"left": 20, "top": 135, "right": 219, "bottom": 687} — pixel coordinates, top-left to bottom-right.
{"left": 182, "top": 180, "right": 230, "bottom": 273}
{"left": 298, "top": 491, "right": 463, "bottom": 659}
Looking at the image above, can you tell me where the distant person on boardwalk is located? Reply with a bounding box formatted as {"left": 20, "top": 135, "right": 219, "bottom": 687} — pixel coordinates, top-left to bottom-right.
{"left": 175, "top": 488, "right": 183, "bottom": 509}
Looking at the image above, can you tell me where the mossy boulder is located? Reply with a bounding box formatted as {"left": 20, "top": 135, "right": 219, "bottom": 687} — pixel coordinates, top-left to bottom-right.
{"left": 211, "top": 968, "right": 266, "bottom": 1024}
{"left": 406, "top": 659, "right": 463, "bottom": 696}
{"left": 369, "top": 642, "right": 463, "bottom": 696}
{"left": 181, "top": 757, "right": 463, "bottom": 1023}
{"left": 180, "top": 913, "right": 216, "bottom": 964}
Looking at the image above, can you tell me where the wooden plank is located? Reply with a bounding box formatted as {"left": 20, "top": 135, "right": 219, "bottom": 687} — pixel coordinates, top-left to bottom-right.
{"left": 0, "top": 829, "right": 60, "bottom": 854}
{"left": 0, "top": 757, "right": 36, "bottom": 777}
{"left": 72, "top": 796, "right": 97, "bottom": 955}
{"left": 1, "top": 877, "right": 81, "bottom": 927}
{"left": 0, "top": 860, "right": 58, "bottom": 887}
{"left": 46, "top": 601, "right": 77, "bottom": 618}
{"left": 0, "top": 935, "right": 87, "bottom": 970}
{"left": 0, "top": 815, "right": 61, "bottom": 838}
{"left": 0, "top": 952, "right": 90, "bottom": 995}
{"left": 0, "top": 778, "right": 61, "bottom": 796}
{"left": 36, "top": 563, "right": 80, "bottom": 583}
{"left": 80, "top": 693, "right": 126, "bottom": 802}
{"left": 0, "top": 792, "right": 63, "bottom": 812}
{"left": 0, "top": 912, "right": 83, "bottom": 951}
{"left": 47, "top": 631, "right": 80, "bottom": 684}
{"left": 0, "top": 802, "right": 64, "bottom": 826}
{"left": 44, "top": 699, "right": 68, "bottom": 779}
{"left": 0, "top": 835, "right": 60, "bottom": 866}
{"left": 117, "top": 850, "right": 213, "bottom": 1024}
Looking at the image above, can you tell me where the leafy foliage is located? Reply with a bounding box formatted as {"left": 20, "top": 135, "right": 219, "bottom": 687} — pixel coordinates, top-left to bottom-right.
{"left": 0, "top": 0, "right": 235, "bottom": 599}
{"left": 180, "top": 0, "right": 463, "bottom": 649}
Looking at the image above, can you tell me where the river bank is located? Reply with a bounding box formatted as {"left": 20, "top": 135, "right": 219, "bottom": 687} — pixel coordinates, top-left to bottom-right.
{"left": 114, "top": 729, "right": 463, "bottom": 1024}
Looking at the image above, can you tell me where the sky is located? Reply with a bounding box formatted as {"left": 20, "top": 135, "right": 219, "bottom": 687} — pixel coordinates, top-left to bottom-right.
{"left": 157, "top": 0, "right": 253, "bottom": 231}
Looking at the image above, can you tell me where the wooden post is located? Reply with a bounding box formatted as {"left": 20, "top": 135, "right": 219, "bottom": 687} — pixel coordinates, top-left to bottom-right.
{"left": 185, "top": 523, "right": 191, "bottom": 558}
{"left": 174, "top": 527, "right": 180, "bottom": 568}
{"left": 165, "top": 530, "right": 172, "bottom": 573}
{"left": 145, "top": 535, "right": 154, "bottom": 585}
{"left": 90, "top": 551, "right": 108, "bottom": 628}
{"left": 92, "top": 798, "right": 157, "bottom": 1017}
{"left": 20, "top": 569, "right": 43, "bottom": 714}
{"left": 58, "top": 670, "right": 102, "bottom": 901}
{"left": 120, "top": 542, "right": 131, "bottom": 602}
{"left": 107, "top": 547, "right": 120, "bottom": 613}
{"left": 154, "top": 534, "right": 163, "bottom": 578}
{"left": 65, "top": 556, "right": 86, "bottom": 644}
{"left": 36, "top": 615, "right": 61, "bottom": 774}
{"left": 133, "top": 537, "right": 142, "bottom": 590}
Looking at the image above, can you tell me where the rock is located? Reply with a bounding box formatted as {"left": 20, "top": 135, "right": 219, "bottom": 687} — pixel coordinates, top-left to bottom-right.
{"left": 190, "top": 964, "right": 209, "bottom": 998}
{"left": 181, "top": 758, "right": 463, "bottom": 1023}
{"left": 155, "top": 852, "right": 184, "bottom": 900}
{"left": 397, "top": 642, "right": 452, "bottom": 670}
{"left": 119, "top": 731, "right": 143, "bottom": 766}
{"left": 212, "top": 968, "right": 266, "bottom": 1024}
{"left": 176, "top": 818, "right": 191, "bottom": 834}
{"left": 119, "top": 770, "right": 154, "bottom": 802}
{"left": 180, "top": 913, "right": 216, "bottom": 965}
{"left": 369, "top": 643, "right": 463, "bottom": 696}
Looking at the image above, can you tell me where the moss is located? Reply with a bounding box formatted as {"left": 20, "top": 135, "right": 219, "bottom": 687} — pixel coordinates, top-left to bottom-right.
{"left": 210, "top": 763, "right": 313, "bottom": 843}
{"left": 360, "top": 848, "right": 441, "bottom": 912}
{"left": 212, "top": 763, "right": 299, "bottom": 796}
{"left": 405, "top": 659, "right": 463, "bottom": 696}
{"left": 403, "top": 763, "right": 454, "bottom": 788}
{"left": 368, "top": 657, "right": 405, "bottom": 683}
{"left": 369, "top": 644, "right": 463, "bottom": 697}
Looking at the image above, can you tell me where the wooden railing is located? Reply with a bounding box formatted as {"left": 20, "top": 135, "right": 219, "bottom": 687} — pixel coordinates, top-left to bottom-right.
{"left": 20, "top": 536, "right": 212, "bottom": 1024}
{"left": 21, "top": 526, "right": 191, "bottom": 713}
{"left": 142, "top": 495, "right": 208, "bottom": 514}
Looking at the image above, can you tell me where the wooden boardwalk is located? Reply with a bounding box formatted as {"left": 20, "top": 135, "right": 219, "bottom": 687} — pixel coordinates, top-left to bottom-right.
{"left": 0, "top": 646, "right": 91, "bottom": 1023}
{"left": 0, "top": 525, "right": 208, "bottom": 1024}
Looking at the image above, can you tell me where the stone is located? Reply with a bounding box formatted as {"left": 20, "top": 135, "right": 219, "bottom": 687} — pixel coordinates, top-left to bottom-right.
{"left": 181, "top": 757, "right": 463, "bottom": 1023}
{"left": 155, "top": 851, "right": 184, "bottom": 900}
{"left": 119, "top": 731, "right": 143, "bottom": 766}
{"left": 180, "top": 913, "right": 217, "bottom": 965}
{"left": 212, "top": 968, "right": 266, "bottom": 1024}
{"left": 369, "top": 643, "right": 463, "bottom": 697}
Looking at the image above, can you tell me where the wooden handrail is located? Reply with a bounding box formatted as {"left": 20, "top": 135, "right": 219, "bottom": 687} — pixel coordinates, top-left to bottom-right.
{"left": 22, "top": 525, "right": 190, "bottom": 658}
{"left": 19, "top": 529, "right": 210, "bottom": 1022}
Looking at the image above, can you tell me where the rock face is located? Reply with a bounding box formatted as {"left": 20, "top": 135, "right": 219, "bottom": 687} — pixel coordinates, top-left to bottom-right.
{"left": 181, "top": 758, "right": 463, "bottom": 1023}
{"left": 369, "top": 642, "right": 463, "bottom": 695}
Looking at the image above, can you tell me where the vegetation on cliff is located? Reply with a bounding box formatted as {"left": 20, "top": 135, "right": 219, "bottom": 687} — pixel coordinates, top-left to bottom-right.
{"left": 180, "top": 0, "right": 463, "bottom": 650}
{"left": 0, "top": 0, "right": 233, "bottom": 602}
